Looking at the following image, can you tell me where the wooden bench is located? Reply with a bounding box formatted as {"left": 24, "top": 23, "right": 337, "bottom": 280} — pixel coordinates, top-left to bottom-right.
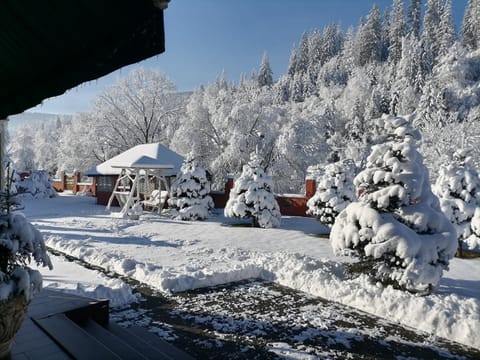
{"left": 142, "top": 190, "right": 168, "bottom": 212}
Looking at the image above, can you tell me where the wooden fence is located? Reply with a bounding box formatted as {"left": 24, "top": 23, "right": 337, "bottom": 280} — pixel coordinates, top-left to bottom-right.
{"left": 51, "top": 172, "right": 96, "bottom": 195}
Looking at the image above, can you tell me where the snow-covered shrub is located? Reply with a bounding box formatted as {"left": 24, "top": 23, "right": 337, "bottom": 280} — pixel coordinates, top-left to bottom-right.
{"left": 330, "top": 115, "right": 457, "bottom": 294}
{"left": 14, "top": 170, "right": 56, "bottom": 199}
{"left": 168, "top": 155, "right": 214, "bottom": 220}
{"left": 225, "top": 153, "right": 281, "bottom": 228}
{"left": 434, "top": 149, "right": 480, "bottom": 254}
{"left": 0, "top": 171, "right": 52, "bottom": 302}
{"left": 306, "top": 160, "right": 356, "bottom": 227}
{"left": 468, "top": 209, "right": 480, "bottom": 252}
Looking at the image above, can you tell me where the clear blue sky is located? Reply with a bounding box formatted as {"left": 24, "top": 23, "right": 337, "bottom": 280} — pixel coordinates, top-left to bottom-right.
{"left": 28, "top": 0, "right": 468, "bottom": 115}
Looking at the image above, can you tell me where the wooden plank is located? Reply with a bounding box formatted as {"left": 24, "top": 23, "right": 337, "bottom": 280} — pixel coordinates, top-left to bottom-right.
{"left": 12, "top": 318, "right": 71, "bottom": 360}
{"left": 81, "top": 320, "right": 147, "bottom": 360}
{"left": 28, "top": 290, "right": 98, "bottom": 318}
{"left": 107, "top": 323, "right": 194, "bottom": 360}
{"left": 33, "top": 314, "right": 120, "bottom": 360}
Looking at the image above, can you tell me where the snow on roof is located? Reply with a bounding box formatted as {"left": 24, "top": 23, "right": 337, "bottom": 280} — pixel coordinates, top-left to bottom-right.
{"left": 85, "top": 143, "right": 184, "bottom": 177}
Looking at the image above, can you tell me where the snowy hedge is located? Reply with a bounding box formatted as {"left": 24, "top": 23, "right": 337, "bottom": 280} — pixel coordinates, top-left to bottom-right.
{"left": 330, "top": 115, "right": 457, "bottom": 294}
{"left": 306, "top": 160, "right": 356, "bottom": 227}
{"left": 225, "top": 153, "right": 281, "bottom": 228}
{"left": 168, "top": 155, "right": 214, "bottom": 221}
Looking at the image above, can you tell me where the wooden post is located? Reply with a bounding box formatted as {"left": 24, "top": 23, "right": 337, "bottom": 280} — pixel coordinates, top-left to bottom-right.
{"left": 305, "top": 179, "right": 316, "bottom": 199}
{"left": 225, "top": 177, "right": 234, "bottom": 196}
{"left": 0, "top": 119, "right": 8, "bottom": 190}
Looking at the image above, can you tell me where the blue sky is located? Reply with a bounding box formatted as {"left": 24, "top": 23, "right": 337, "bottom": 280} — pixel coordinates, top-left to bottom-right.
{"left": 28, "top": 0, "right": 468, "bottom": 115}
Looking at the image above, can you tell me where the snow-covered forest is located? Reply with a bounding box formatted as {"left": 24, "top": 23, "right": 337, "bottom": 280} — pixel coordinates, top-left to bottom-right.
{"left": 8, "top": 0, "right": 480, "bottom": 193}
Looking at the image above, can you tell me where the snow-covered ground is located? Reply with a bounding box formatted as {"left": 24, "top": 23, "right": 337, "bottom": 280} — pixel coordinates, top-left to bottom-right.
{"left": 38, "top": 254, "right": 138, "bottom": 308}
{"left": 25, "top": 193, "right": 480, "bottom": 350}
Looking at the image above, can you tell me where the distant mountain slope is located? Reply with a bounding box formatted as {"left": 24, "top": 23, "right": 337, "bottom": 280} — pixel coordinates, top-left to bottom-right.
{"left": 7, "top": 112, "right": 72, "bottom": 130}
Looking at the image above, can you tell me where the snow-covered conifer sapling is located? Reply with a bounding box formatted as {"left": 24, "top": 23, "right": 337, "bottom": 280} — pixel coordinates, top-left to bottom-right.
{"left": 225, "top": 153, "right": 281, "bottom": 228}
{"left": 306, "top": 160, "right": 356, "bottom": 227}
{"left": 434, "top": 148, "right": 480, "bottom": 255}
{"left": 330, "top": 115, "right": 457, "bottom": 294}
{"left": 168, "top": 154, "right": 214, "bottom": 220}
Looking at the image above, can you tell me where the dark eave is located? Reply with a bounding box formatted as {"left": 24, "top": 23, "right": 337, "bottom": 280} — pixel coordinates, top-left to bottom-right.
{"left": 0, "top": 0, "right": 167, "bottom": 118}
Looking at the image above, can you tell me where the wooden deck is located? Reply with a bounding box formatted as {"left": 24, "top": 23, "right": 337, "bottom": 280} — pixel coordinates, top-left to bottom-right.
{"left": 11, "top": 289, "right": 194, "bottom": 360}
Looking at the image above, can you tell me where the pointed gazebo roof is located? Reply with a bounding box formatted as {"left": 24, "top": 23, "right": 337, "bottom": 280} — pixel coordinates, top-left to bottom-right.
{"left": 85, "top": 143, "right": 184, "bottom": 177}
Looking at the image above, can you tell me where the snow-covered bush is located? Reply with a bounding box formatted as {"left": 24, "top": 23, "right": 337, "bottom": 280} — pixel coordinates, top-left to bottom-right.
{"left": 225, "top": 153, "right": 281, "bottom": 228}
{"left": 168, "top": 155, "right": 214, "bottom": 220}
{"left": 14, "top": 170, "right": 56, "bottom": 199}
{"left": 330, "top": 115, "right": 457, "bottom": 294}
{"left": 434, "top": 149, "right": 480, "bottom": 254}
{"left": 306, "top": 160, "right": 356, "bottom": 227}
{"left": 0, "top": 171, "right": 52, "bottom": 302}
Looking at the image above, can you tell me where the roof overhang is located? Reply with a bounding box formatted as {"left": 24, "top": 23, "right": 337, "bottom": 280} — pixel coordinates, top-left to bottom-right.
{"left": 0, "top": 0, "right": 168, "bottom": 118}
{"left": 85, "top": 143, "right": 184, "bottom": 177}
{"left": 110, "top": 164, "right": 175, "bottom": 170}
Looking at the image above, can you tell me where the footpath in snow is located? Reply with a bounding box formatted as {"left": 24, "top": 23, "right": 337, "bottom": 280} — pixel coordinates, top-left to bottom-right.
{"left": 24, "top": 194, "right": 480, "bottom": 350}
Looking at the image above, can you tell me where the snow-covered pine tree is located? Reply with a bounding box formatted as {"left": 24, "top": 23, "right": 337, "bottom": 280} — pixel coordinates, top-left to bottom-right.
{"left": 356, "top": 4, "right": 383, "bottom": 66}
{"left": 168, "top": 154, "right": 214, "bottom": 220}
{"left": 258, "top": 52, "right": 273, "bottom": 87}
{"left": 224, "top": 152, "right": 281, "bottom": 228}
{"left": 295, "top": 32, "right": 310, "bottom": 74}
{"left": 306, "top": 160, "right": 356, "bottom": 227}
{"left": 287, "top": 46, "right": 298, "bottom": 77}
{"left": 434, "top": 149, "right": 480, "bottom": 255}
{"left": 388, "top": 0, "right": 406, "bottom": 65}
{"left": 308, "top": 29, "right": 323, "bottom": 72}
{"left": 290, "top": 73, "right": 305, "bottom": 102}
{"left": 330, "top": 114, "right": 457, "bottom": 295}
{"left": 407, "top": 0, "right": 422, "bottom": 38}
{"left": 392, "top": 34, "right": 424, "bottom": 109}
{"left": 461, "top": 0, "right": 480, "bottom": 50}
{"left": 438, "top": 0, "right": 457, "bottom": 58}
{"left": 423, "top": 0, "right": 442, "bottom": 61}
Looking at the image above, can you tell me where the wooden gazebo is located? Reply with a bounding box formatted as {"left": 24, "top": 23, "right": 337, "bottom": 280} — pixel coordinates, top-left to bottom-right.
{"left": 84, "top": 143, "right": 184, "bottom": 217}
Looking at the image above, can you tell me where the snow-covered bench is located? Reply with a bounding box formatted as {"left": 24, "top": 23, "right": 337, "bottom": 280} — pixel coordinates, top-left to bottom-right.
{"left": 142, "top": 189, "right": 168, "bottom": 212}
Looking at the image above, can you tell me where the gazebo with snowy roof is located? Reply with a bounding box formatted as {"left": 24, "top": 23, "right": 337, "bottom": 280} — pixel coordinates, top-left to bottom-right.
{"left": 85, "top": 143, "right": 184, "bottom": 216}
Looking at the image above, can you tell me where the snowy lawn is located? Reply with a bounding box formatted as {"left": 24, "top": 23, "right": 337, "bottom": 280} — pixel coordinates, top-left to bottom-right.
{"left": 25, "top": 194, "right": 480, "bottom": 350}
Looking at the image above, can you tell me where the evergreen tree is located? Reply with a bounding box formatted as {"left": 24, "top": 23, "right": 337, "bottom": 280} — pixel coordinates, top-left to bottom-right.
{"left": 434, "top": 149, "right": 480, "bottom": 255}
{"left": 320, "top": 24, "right": 344, "bottom": 66}
{"left": 341, "top": 27, "right": 357, "bottom": 72}
{"left": 407, "top": 0, "right": 422, "bottom": 38}
{"left": 423, "top": 0, "right": 442, "bottom": 61}
{"left": 287, "top": 46, "right": 297, "bottom": 77}
{"left": 417, "top": 81, "right": 451, "bottom": 128}
{"left": 273, "top": 75, "right": 290, "bottom": 103}
{"left": 302, "top": 70, "right": 317, "bottom": 98}
{"left": 418, "top": 36, "right": 435, "bottom": 80}
{"left": 439, "top": 0, "right": 457, "bottom": 57}
{"left": 225, "top": 153, "right": 281, "bottom": 228}
{"left": 330, "top": 115, "right": 457, "bottom": 294}
{"left": 168, "top": 154, "right": 214, "bottom": 221}
{"left": 389, "top": 0, "right": 406, "bottom": 64}
{"left": 295, "top": 32, "right": 310, "bottom": 74}
{"left": 308, "top": 29, "right": 323, "bottom": 72}
{"left": 258, "top": 52, "right": 273, "bottom": 87}
{"left": 379, "top": 9, "right": 391, "bottom": 62}
{"left": 290, "top": 73, "right": 305, "bottom": 102}
{"left": 356, "top": 4, "right": 383, "bottom": 66}
{"left": 461, "top": 0, "right": 480, "bottom": 50}
{"left": 306, "top": 160, "right": 356, "bottom": 227}
{"left": 391, "top": 35, "right": 423, "bottom": 114}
